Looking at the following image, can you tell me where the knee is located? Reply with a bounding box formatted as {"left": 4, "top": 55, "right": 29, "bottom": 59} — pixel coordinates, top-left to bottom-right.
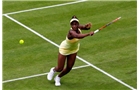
{"left": 55, "top": 67, "right": 63, "bottom": 72}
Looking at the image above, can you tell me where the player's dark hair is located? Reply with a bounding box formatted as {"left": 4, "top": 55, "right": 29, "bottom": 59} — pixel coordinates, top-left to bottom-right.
{"left": 71, "top": 15, "right": 78, "bottom": 19}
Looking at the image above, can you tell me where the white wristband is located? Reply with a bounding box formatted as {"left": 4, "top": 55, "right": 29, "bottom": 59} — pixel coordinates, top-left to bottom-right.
{"left": 94, "top": 29, "right": 99, "bottom": 33}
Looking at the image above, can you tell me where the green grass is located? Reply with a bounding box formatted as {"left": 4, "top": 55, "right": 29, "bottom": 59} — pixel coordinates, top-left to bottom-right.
{"left": 3, "top": 1, "right": 137, "bottom": 90}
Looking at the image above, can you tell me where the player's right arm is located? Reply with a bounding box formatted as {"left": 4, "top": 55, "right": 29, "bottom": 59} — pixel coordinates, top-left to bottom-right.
{"left": 68, "top": 30, "right": 94, "bottom": 39}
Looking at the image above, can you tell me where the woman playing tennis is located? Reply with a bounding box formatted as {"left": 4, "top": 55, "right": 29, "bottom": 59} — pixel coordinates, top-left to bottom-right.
{"left": 47, "top": 15, "right": 94, "bottom": 86}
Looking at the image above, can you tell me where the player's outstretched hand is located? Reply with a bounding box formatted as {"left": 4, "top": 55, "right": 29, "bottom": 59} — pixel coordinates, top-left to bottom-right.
{"left": 86, "top": 23, "right": 92, "bottom": 28}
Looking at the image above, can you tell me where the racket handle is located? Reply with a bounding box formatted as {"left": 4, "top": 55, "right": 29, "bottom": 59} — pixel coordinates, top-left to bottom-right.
{"left": 94, "top": 29, "right": 99, "bottom": 34}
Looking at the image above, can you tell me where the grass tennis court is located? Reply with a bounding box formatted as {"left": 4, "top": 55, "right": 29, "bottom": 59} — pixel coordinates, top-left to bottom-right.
{"left": 3, "top": 0, "right": 137, "bottom": 90}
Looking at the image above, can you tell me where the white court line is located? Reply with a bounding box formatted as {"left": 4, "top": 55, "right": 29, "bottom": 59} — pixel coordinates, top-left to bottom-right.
{"left": 3, "top": 65, "right": 90, "bottom": 83}
{"left": 3, "top": 0, "right": 87, "bottom": 15}
{"left": 4, "top": 14, "right": 136, "bottom": 90}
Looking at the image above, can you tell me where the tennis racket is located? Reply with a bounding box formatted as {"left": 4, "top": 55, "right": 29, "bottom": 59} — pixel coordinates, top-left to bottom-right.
{"left": 94, "top": 17, "right": 121, "bottom": 33}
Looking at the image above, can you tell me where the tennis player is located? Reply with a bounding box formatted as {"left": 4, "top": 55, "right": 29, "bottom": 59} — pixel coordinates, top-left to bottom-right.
{"left": 47, "top": 15, "right": 94, "bottom": 86}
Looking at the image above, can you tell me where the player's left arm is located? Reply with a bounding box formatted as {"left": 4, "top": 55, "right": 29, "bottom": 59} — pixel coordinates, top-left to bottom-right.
{"left": 79, "top": 22, "right": 92, "bottom": 30}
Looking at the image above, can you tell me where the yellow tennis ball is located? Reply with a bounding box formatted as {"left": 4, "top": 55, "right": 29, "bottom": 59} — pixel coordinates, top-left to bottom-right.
{"left": 19, "top": 40, "right": 24, "bottom": 44}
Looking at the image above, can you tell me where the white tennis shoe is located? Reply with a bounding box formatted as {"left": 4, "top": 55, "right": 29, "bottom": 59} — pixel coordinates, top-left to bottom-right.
{"left": 47, "top": 67, "right": 55, "bottom": 81}
{"left": 54, "top": 75, "right": 61, "bottom": 86}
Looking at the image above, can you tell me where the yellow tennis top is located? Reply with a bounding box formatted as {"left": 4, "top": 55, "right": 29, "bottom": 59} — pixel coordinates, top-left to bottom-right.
{"left": 59, "top": 29, "right": 81, "bottom": 55}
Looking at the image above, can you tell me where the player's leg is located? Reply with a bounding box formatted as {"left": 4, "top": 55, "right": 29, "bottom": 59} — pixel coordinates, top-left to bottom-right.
{"left": 47, "top": 53, "right": 66, "bottom": 81}
{"left": 58, "top": 53, "right": 77, "bottom": 77}
{"left": 54, "top": 53, "right": 77, "bottom": 86}
{"left": 54, "top": 53, "right": 67, "bottom": 72}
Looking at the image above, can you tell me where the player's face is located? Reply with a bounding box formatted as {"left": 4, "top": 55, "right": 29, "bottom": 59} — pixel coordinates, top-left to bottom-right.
{"left": 70, "top": 21, "right": 79, "bottom": 30}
